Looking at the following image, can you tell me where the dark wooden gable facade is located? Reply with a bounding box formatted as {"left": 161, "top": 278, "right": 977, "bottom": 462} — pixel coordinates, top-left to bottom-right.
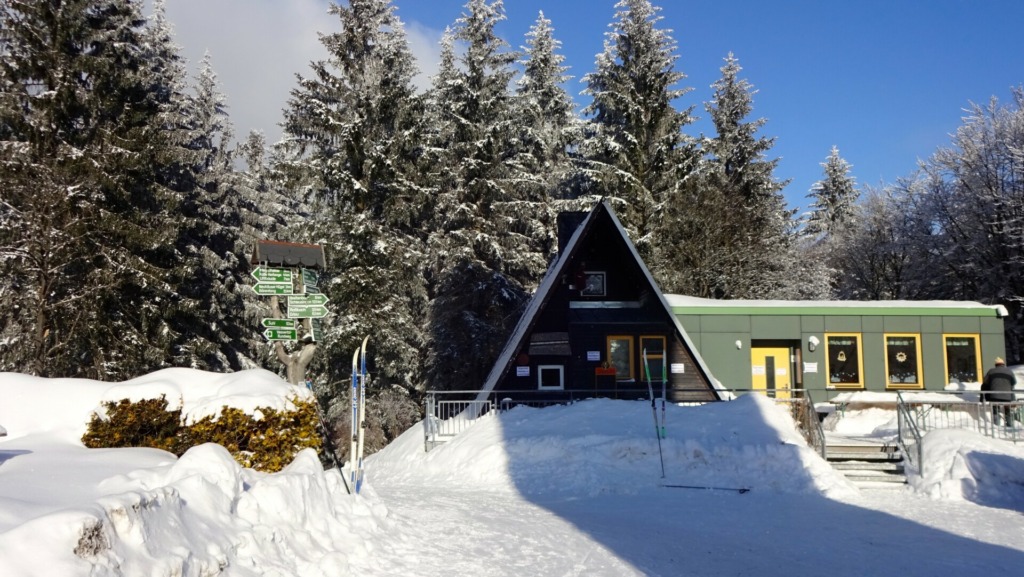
{"left": 479, "top": 201, "right": 720, "bottom": 402}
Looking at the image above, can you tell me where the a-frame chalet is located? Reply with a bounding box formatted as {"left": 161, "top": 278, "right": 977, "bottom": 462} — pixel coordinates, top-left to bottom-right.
{"left": 479, "top": 201, "right": 722, "bottom": 402}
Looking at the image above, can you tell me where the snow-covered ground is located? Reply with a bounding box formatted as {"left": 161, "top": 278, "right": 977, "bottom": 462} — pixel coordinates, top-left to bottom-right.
{"left": 2, "top": 369, "right": 1024, "bottom": 576}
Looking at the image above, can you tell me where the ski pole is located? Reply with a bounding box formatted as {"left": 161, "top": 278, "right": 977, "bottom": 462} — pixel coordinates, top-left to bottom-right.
{"left": 644, "top": 348, "right": 665, "bottom": 478}
{"left": 660, "top": 354, "right": 667, "bottom": 439}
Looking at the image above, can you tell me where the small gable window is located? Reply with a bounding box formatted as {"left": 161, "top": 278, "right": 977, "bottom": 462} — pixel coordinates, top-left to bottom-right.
{"left": 580, "top": 271, "right": 606, "bottom": 297}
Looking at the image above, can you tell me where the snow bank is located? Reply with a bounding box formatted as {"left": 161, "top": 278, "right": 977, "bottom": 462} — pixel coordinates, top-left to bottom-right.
{"left": 0, "top": 445, "right": 387, "bottom": 577}
{"left": 911, "top": 428, "right": 1024, "bottom": 507}
{"left": 369, "top": 394, "right": 856, "bottom": 499}
{"left": 0, "top": 368, "right": 388, "bottom": 576}
{"left": 0, "top": 368, "right": 311, "bottom": 444}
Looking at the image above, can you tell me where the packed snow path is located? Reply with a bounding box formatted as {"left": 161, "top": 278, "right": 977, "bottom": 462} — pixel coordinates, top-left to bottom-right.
{"left": 361, "top": 481, "right": 1024, "bottom": 577}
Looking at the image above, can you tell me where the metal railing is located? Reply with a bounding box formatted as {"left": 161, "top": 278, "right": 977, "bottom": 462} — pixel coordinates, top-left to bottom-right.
{"left": 423, "top": 387, "right": 827, "bottom": 456}
{"left": 423, "top": 389, "right": 617, "bottom": 451}
{"left": 895, "top": 391, "right": 924, "bottom": 474}
{"left": 893, "top": 390, "right": 1024, "bottom": 475}
{"left": 894, "top": 390, "right": 1023, "bottom": 441}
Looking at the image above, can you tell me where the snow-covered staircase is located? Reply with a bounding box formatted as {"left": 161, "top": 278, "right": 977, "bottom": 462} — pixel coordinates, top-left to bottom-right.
{"left": 826, "top": 442, "right": 907, "bottom": 488}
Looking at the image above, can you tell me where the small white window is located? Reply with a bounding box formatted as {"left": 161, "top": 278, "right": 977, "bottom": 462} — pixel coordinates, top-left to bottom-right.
{"left": 537, "top": 365, "right": 564, "bottom": 390}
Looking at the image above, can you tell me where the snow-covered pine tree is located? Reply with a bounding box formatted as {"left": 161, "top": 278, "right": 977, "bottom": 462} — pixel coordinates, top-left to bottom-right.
{"left": 421, "top": 0, "right": 540, "bottom": 392}
{"left": 700, "top": 53, "right": 794, "bottom": 299}
{"left": 804, "top": 146, "right": 858, "bottom": 241}
{"left": 0, "top": 0, "right": 181, "bottom": 378}
{"left": 580, "top": 0, "right": 697, "bottom": 262}
{"left": 229, "top": 130, "right": 303, "bottom": 372}
{"left": 508, "top": 11, "right": 579, "bottom": 256}
{"left": 278, "top": 0, "right": 427, "bottom": 432}
{"left": 165, "top": 52, "right": 258, "bottom": 371}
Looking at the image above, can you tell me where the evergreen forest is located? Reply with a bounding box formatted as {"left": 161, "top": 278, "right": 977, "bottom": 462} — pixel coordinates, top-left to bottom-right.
{"left": 2, "top": 0, "right": 1023, "bottom": 453}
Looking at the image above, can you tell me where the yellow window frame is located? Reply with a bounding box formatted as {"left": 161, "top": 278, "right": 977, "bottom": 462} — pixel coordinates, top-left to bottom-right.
{"left": 824, "top": 332, "right": 865, "bottom": 389}
{"left": 607, "top": 335, "right": 634, "bottom": 381}
{"left": 884, "top": 333, "right": 924, "bottom": 389}
{"left": 942, "top": 333, "right": 982, "bottom": 385}
{"left": 640, "top": 335, "right": 667, "bottom": 382}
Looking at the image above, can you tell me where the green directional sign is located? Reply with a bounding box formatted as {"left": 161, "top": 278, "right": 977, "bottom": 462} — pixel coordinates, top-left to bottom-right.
{"left": 262, "top": 318, "right": 296, "bottom": 329}
{"left": 288, "top": 294, "right": 328, "bottom": 307}
{"left": 301, "top": 268, "right": 318, "bottom": 287}
{"left": 252, "top": 266, "right": 292, "bottom": 283}
{"left": 286, "top": 305, "right": 329, "bottom": 319}
{"left": 264, "top": 328, "right": 298, "bottom": 341}
{"left": 286, "top": 294, "right": 330, "bottom": 318}
{"left": 310, "top": 319, "right": 324, "bottom": 342}
{"left": 252, "top": 282, "right": 295, "bottom": 296}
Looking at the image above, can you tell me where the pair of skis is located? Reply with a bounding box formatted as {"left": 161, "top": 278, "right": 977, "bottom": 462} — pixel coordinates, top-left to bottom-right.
{"left": 642, "top": 348, "right": 667, "bottom": 478}
{"left": 350, "top": 336, "right": 369, "bottom": 494}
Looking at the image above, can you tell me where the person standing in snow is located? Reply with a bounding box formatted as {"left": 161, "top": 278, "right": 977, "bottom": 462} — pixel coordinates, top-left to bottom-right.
{"left": 982, "top": 357, "right": 1017, "bottom": 425}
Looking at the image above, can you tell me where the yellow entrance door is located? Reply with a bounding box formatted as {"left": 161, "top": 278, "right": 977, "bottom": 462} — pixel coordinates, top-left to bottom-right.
{"left": 751, "top": 347, "right": 792, "bottom": 399}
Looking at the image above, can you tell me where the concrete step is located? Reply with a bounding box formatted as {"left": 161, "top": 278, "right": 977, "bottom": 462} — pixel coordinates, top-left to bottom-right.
{"left": 826, "top": 442, "right": 908, "bottom": 486}
{"left": 828, "top": 451, "right": 901, "bottom": 461}
{"left": 830, "top": 460, "right": 904, "bottom": 472}
{"left": 843, "top": 471, "right": 907, "bottom": 483}
{"left": 828, "top": 444, "right": 900, "bottom": 454}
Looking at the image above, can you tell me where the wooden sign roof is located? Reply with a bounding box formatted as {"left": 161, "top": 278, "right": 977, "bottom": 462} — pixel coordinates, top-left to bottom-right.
{"left": 251, "top": 240, "right": 326, "bottom": 269}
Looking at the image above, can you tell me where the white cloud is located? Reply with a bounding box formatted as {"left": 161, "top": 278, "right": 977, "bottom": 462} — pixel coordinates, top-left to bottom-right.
{"left": 161, "top": 0, "right": 333, "bottom": 145}
{"left": 404, "top": 20, "right": 444, "bottom": 93}
{"left": 159, "top": 0, "right": 444, "bottom": 148}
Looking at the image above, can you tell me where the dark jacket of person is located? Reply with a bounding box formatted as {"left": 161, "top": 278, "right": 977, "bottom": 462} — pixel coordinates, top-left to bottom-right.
{"left": 982, "top": 364, "right": 1017, "bottom": 402}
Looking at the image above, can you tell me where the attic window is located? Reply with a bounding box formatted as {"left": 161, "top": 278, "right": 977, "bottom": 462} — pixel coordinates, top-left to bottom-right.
{"left": 580, "top": 271, "right": 606, "bottom": 297}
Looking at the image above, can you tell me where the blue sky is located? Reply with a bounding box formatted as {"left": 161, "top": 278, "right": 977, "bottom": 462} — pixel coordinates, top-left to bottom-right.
{"left": 165, "top": 0, "right": 1024, "bottom": 213}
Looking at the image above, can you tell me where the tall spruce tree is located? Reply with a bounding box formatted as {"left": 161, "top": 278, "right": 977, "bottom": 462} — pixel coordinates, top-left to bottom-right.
{"left": 0, "top": 0, "right": 181, "bottom": 378}
{"left": 700, "top": 53, "right": 793, "bottom": 298}
{"left": 167, "top": 53, "right": 256, "bottom": 371}
{"left": 229, "top": 130, "right": 302, "bottom": 372}
{"left": 421, "top": 0, "right": 538, "bottom": 392}
{"left": 805, "top": 146, "right": 858, "bottom": 241}
{"left": 278, "top": 0, "right": 427, "bottom": 438}
{"left": 580, "top": 0, "right": 697, "bottom": 262}
{"left": 510, "top": 11, "right": 578, "bottom": 250}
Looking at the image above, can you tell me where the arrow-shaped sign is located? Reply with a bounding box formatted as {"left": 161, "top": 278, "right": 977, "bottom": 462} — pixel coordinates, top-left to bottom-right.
{"left": 286, "top": 305, "right": 329, "bottom": 319}
{"left": 262, "top": 318, "right": 296, "bottom": 329}
{"left": 288, "top": 294, "right": 329, "bottom": 307}
{"left": 252, "top": 282, "right": 295, "bottom": 296}
{"left": 264, "top": 328, "right": 298, "bottom": 341}
{"left": 252, "top": 266, "right": 292, "bottom": 283}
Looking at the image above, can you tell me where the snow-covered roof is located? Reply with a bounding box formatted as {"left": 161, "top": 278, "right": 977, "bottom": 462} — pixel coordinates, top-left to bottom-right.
{"left": 666, "top": 294, "right": 1008, "bottom": 317}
